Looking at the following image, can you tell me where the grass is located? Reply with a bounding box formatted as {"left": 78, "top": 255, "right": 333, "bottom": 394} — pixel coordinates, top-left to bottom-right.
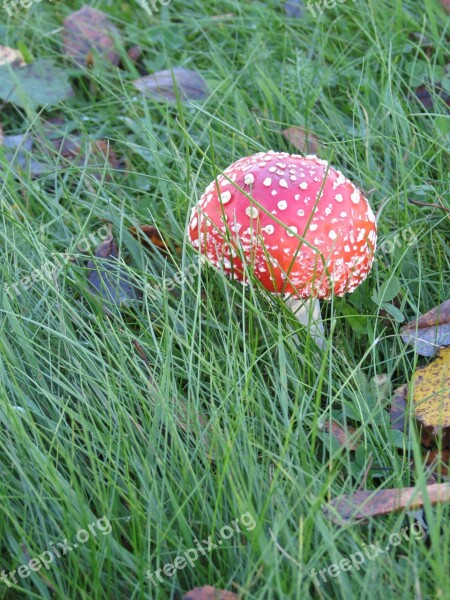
{"left": 0, "top": 0, "right": 449, "bottom": 598}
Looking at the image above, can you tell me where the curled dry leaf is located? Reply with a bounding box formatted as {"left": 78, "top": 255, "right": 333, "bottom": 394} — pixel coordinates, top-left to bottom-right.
{"left": 63, "top": 6, "right": 120, "bottom": 67}
{"left": 0, "top": 46, "right": 25, "bottom": 67}
{"left": 281, "top": 127, "right": 320, "bottom": 154}
{"left": 129, "top": 225, "right": 181, "bottom": 254}
{"left": 133, "top": 68, "right": 209, "bottom": 102}
{"left": 323, "top": 420, "right": 359, "bottom": 451}
{"left": 183, "top": 586, "right": 238, "bottom": 600}
{"left": 412, "top": 346, "right": 450, "bottom": 447}
{"left": 401, "top": 299, "right": 450, "bottom": 356}
{"left": 323, "top": 483, "right": 450, "bottom": 524}
{"left": 0, "top": 59, "right": 73, "bottom": 110}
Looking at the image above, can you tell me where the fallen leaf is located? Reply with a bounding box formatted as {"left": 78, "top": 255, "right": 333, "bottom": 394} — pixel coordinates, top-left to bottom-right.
{"left": 87, "top": 233, "right": 141, "bottom": 309}
{"left": 49, "top": 136, "right": 122, "bottom": 180}
{"left": 401, "top": 299, "right": 450, "bottom": 356}
{"left": 414, "top": 84, "right": 450, "bottom": 112}
{"left": 390, "top": 385, "right": 408, "bottom": 433}
{"left": 129, "top": 225, "right": 180, "bottom": 254}
{"left": 133, "top": 68, "right": 209, "bottom": 102}
{"left": 0, "top": 59, "right": 73, "bottom": 110}
{"left": 441, "top": 0, "right": 450, "bottom": 14}
{"left": 183, "top": 586, "right": 238, "bottom": 600}
{"left": 284, "top": 0, "right": 304, "bottom": 18}
{"left": 424, "top": 450, "right": 450, "bottom": 477}
{"left": 1, "top": 133, "right": 49, "bottom": 177}
{"left": 412, "top": 346, "right": 450, "bottom": 447}
{"left": 324, "top": 420, "right": 359, "bottom": 451}
{"left": 323, "top": 483, "right": 450, "bottom": 523}
{"left": 63, "top": 6, "right": 120, "bottom": 67}
{"left": 282, "top": 127, "right": 320, "bottom": 154}
{"left": 0, "top": 46, "right": 25, "bottom": 67}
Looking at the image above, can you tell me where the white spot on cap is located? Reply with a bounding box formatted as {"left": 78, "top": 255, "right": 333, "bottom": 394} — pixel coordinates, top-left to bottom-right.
{"left": 344, "top": 245, "right": 350, "bottom": 252}
{"left": 324, "top": 206, "right": 332, "bottom": 216}
{"left": 287, "top": 226, "right": 298, "bottom": 237}
{"left": 340, "top": 211, "right": 348, "bottom": 218}
{"left": 190, "top": 217, "right": 198, "bottom": 229}
{"left": 269, "top": 166, "right": 277, "bottom": 173}
{"left": 264, "top": 225, "right": 275, "bottom": 234}
{"left": 271, "top": 190, "right": 277, "bottom": 196}
{"left": 333, "top": 174, "right": 346, "bottom": 189}
{"left": 244, "top": 173, "right": 255, "bottom": 185}
{"left": 299, "top": 182, "right": 308, "bottom": 190}
{"left": 246, "top": 206, "right": 259, "bottom": 218}
{"left": 263, "top": 177, "right": 272, "bottom": 187}
{"left": 277, "top": 200, "right": 287, "bottom": 210}
{"left": 290, "top": 175, "right": 297, "bottom": 181}
{"left": 280, "top": 179, "right": 288, "bottom": 188}
{"left": 335, "top": 194, "right": 343, "bottom": 202}
{"left": 220, "top": 191, "right": 232, "bottom": 204}
{"left": 351, "top": 190, "right": 361, "bottom": 204}
{"left": 310, "top": 224, "right": 318, "bottom": 231}
{"left": 329, "top": 230, "right": 337, "bottom": 240}
{"left": 357, "top": 228, "right": 366, "bottom": 242}
{"left": 297, "top": 209, "right": 304, "bottom": 216}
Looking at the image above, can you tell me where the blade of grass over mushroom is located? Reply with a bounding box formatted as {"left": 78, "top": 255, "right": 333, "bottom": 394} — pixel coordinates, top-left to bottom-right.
{"left": 63, "top": 6, "right": 121, "bottom": 67}
{"left": 401, "top": 299, "right": 450, "bottom": 356}
{"left": 0, "top": 60, "right": 73, "bottom": 110}
{"left": 87, "top": 234, "right": 141, "bottom": 310}
{"left": 133, "top": 68, "right": 209, "bottom": 102}
{"left": 324, "top": 484, "right": 450, "bottom": 524}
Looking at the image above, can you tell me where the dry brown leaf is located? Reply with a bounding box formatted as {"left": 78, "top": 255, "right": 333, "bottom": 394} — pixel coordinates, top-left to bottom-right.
{"left": 424, "top": 450, "right": 450, "bottom": 477}
{"left": 183, "top": 586, "right": 238, "bottom": 600}
{"left": 282, "top": 127, "right": 320, "bottom": 154}
{"left": 324, "top": 420, "right": 359, "bottom": 451}
{"left": 0, "top": 46, "right": 25, "bottom": 67}
{"left": 63, "top": 6, "right": 120, "bottom": 68}
{"left": 133, "top": 68, "right": 209, "bottom": 102}
{"left": 129, "top": 225, "right": 181, "bottom": 254}
{"left": 412, "top": 346, "right": 450, "bottom": 447}
{"left": 401, "top": 299, "right": 450, "bottom": 356}
{"left": 323, "top": 483, "right": 450, "bottom": 524}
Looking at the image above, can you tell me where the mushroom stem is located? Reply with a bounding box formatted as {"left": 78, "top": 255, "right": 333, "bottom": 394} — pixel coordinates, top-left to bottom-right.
{"left": 285, "top": 296, "right": 325, "bottom": 349}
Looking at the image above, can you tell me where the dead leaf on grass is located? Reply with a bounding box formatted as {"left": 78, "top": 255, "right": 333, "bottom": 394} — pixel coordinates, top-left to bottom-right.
{"left": 389, "top": 385, "right": 408, "bottom": 434}
{"left": 323, "top": 483, "right": 450, "bottom": 523}
{"left": 129, "top": 225, "right": 181, "bottom": 254}
{"left": 183, "top": 586, "right": 238, "bottom": 600}
{"left": 133, "top": 68, "right": 209, "bottom": 102}
{"left": 324, "top": 420, "right": 359, "bottom": 451}
{"left": 284, "top": 0, "right": 304, "bottom": 18}
{"left": 412, "top": 346, "right": 450, "bottom": 446}
{"left": 63, "top": 6, "right": 121, "bottom": 67}
{"left": 282, "top": 127, "right": 320, "bottom": 154}
{"left": 401, "top": 299, "right": 450, "bottom": 356}
{"left": 0, "top": 46, "right": 25, "bottom": 67}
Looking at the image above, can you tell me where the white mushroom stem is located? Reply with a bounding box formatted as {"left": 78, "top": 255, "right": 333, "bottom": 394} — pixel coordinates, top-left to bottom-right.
{"left": 285, "top": 296, "right": 325, "bottom": 349}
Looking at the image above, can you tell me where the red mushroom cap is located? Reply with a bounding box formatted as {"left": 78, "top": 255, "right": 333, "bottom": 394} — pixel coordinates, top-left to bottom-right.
{"left": 187, "top": 151, "right": 377, "bottom": 299}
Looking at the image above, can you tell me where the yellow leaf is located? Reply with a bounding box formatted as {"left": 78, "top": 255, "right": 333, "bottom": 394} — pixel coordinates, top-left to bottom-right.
{"left": 413, "top": 346, "right": 450, "bottom": 438}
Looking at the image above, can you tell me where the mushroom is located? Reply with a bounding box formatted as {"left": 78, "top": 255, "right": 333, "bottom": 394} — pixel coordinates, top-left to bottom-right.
{"left": 187, "top": 151, "right": 377, "bottom": 348}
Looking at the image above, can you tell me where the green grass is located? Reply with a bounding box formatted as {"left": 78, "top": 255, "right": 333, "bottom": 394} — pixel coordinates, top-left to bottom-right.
{"left": 1, "top": 0, "right": 449, "bottom": 598}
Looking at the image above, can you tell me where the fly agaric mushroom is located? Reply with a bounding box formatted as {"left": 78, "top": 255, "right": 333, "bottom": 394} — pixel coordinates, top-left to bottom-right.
{"left": 187, "top": 151, "right": 377, "bottom": 348}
